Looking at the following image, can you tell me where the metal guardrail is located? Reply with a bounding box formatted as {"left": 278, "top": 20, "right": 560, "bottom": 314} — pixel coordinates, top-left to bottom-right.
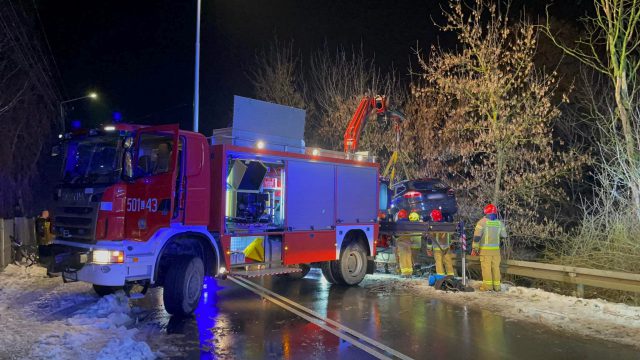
{"left": 464, "top": 256, "right": 640, "bottom": 294}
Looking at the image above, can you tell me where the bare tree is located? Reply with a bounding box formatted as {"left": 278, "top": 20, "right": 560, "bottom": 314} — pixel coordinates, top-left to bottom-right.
{"left": 544, "top": 0, "right": 640, "bottom": 218}
{"left": 0, "top": 0, "right": 60, "bottom": 217}
{"left": 248, "top": 38, "right": 305, "bottom": 109}
{"left": 304, "top": 45, "right": 407, "bottom": 173}
{"left": 411, "top": 0, "right": 587, "bottom": 248}
{"left": 249, "top": 42, "right": 408, "bottom": 176}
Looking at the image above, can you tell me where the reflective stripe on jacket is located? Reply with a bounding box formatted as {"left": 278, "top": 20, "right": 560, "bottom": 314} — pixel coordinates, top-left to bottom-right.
{"left": 472, "top": 217, "right": 507, "bottom": 250}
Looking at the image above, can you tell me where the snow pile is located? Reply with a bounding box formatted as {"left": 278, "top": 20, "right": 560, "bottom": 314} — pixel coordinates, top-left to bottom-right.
{"left": 363, "top": 274, "right": 640, "bottom": 348}
{"left": 68, "top": 291, "right": 133, "bottom": 328}
{"left": 96, "top": 337, "right": 155, "bottom": 360}
{"left": 0, "top": 265, "right": 156, "bottom": 360}
{"left": 30, "top": 292, "right": 156, "bottom": 360}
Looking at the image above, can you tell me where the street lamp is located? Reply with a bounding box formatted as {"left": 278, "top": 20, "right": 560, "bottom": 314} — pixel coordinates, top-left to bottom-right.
{"left": 193, "top": 0, "right": 202, "bottom": 133}
{"left": 59, "top": 92, "right": 98, "bottom": 132}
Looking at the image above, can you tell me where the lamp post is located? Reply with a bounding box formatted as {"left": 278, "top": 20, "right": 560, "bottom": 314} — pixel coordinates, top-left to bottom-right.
{"left": 193, "top": 0, "right": 201, "bottom": 133}
{"left": 59, "top": 92, "right": 98, "bottom": 132}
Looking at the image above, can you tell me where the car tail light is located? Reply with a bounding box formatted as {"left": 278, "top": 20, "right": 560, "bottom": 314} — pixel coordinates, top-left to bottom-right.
{"left": 403, "top": 191, "right": 422, "bottom": 199}
{"left": 447, "top": 189, "right": 455, "bottom": 197}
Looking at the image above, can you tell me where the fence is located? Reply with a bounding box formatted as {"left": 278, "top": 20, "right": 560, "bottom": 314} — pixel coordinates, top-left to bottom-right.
{"left": 0, "top": 217, "right": 36, "bottom": 270}
{"left": 464, "top": 256, "right": 640, "bottom": 296}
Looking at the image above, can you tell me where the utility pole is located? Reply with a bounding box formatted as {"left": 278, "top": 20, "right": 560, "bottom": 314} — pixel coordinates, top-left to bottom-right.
{"left": 193, "top": 0, "right": 201, "bottom": 133}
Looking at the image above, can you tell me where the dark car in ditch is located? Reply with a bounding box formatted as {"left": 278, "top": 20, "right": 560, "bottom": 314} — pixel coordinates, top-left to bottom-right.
{"left": 389, "top": 178, "right": 458, "bottom": 221}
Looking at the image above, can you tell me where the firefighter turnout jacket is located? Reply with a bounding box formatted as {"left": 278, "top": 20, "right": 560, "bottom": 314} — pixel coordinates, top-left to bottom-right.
{"left": 427, "top": 232, "right": 455, "bottom": 276}
{"left": 427, "top": 232, "right": 452, "bottom": 252}
{"left": 472, "top": 218, "right": 507, "bottom": 254}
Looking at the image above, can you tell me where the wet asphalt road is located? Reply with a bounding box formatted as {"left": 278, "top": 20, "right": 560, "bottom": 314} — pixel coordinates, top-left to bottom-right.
{"left": 134, "top": 269, "right": 639, "bottom": 360}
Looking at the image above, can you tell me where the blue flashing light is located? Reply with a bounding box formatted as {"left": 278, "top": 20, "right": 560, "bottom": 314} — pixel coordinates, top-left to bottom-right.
{"left": 112, "top": 111, "right": 123, "bottom": 122}
{"left": 71, "top": 120, "right": 82, "bottom": 130}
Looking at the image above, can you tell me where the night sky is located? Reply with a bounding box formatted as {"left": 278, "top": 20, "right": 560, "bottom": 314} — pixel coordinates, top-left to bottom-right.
{"left": 36, "top": 0, "right": 590, "bottom": 135}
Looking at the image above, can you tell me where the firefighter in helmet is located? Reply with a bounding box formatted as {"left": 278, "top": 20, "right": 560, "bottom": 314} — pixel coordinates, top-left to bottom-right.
{"left": 395, "top": 209, "right": 414, "bottom": 277}
{"left": 426, "top": 209, "right": 456, "bottom": 277}
{"left": 472, "top": 204, "right": 507, "bottom": 291}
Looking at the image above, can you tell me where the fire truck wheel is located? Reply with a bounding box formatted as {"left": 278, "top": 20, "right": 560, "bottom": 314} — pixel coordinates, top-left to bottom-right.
{"left": 321, "top": 261, "right": 339, "bottom": 284}
{"left": 282, "top": 264, "right": 311, "bottom": 280}
{"left": 336, "top": 242, "right": 367, "bottom": 285}
{"left": 92, "top": 285, "right": 122, "bottom": 297}
{"left": 163, "top": 256, "right": 205, "bottom": 316}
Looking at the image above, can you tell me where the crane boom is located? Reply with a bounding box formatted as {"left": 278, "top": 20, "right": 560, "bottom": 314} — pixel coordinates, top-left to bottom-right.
{"left": 343, "top": 94, "right": 406, "bottom": 183}
{"left": 343, "top": 95, "right": 387, "bottom": 153}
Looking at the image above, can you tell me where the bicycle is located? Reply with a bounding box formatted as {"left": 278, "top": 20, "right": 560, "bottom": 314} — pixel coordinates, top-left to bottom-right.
{"left": 10, "top": 235, "right": 39, "bottom": 268}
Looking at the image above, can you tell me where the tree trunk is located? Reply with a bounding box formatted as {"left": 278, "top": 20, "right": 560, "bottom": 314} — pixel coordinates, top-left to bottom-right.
{"left": 493, "top": 146, "right": 504, "bottom": 206}
{"left": 614, "top": 72, "right": 640, "bottom": 218}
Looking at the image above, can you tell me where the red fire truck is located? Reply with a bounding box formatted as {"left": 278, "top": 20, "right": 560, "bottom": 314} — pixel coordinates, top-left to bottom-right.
{"left": 50, "top": 97, "right": 380, "bottom": 315}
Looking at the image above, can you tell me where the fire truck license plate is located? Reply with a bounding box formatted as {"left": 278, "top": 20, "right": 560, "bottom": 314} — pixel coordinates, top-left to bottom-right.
{"left": 126, "top": 198, "right": 158, "bottom": 212}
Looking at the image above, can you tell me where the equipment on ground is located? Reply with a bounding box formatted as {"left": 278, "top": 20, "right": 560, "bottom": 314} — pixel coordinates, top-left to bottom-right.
{"left": 432, "top": 275, "right": 472, "bottom": 292}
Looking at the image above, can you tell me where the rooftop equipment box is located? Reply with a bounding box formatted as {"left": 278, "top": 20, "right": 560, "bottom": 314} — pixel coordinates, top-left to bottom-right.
{"left": 212, "top": 96, "right": 306, "bottom": 154}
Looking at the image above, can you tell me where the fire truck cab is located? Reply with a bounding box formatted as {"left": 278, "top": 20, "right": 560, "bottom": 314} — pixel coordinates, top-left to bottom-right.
{"left": 50, "top": 97, "right": 379, "bottom": 315}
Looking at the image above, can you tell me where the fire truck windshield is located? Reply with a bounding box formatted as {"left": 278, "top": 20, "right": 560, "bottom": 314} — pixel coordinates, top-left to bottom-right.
{"left": 62, "top": 135, "right": 124, "bottom": 186}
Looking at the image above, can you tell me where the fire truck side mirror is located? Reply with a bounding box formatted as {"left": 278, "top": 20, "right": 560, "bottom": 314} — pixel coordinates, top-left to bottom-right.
{"left": 51, "top": 145, "right": 60, "bottom": 157}
{"left": 122, "top": 150, "right": 135, "bottom": 181}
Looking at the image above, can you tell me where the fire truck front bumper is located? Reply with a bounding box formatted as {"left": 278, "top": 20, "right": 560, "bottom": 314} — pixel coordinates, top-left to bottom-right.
{"left": 64, "top": 263, "right": 128, "bottom": 287}
{"left": 50, "top": 243, "right": 151, "bottom": 287}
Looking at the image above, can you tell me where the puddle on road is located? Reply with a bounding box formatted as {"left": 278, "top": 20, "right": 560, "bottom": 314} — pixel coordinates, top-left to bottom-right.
{"left": 134, "top": 276, "right": 373, "bottom": 359}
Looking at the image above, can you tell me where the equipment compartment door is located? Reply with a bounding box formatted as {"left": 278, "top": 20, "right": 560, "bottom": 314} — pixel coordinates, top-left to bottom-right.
{"left": 283, "top": 231, "right": 336, "bottom": 265}
{"left": 285, "top": 161, "right": 335, "bottom": 231}
{"left": 336, "top": 165, "right": 377, "bottom": 224}
{"left": 124, "top": 124, "right": 179, "bottom": 240}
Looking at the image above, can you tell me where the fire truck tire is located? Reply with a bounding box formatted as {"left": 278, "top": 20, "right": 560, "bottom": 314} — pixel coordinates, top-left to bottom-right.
{"left": 163, "top": 256, "right": 204, "bottom": 316}
{"left": 321, "top": 261, "right": 339, "bottom": 284}
{"left": 92, "top": 285, "right": 122, "bottom": 297}
{"left": 282, "top": 264, "right": 311, "bottom": 280}
{"left": 336, "top": 242, "right": 367, "bottom": 286}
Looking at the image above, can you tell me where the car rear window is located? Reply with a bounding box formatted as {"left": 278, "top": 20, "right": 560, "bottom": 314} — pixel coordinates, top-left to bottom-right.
{"left": 412, "top": 181, "right": 448, "bottom": 191}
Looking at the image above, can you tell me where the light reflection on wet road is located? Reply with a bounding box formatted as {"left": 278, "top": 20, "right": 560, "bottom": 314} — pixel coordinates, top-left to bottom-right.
{"left": 134, "top": 270, "right": 639, "bottom": 359}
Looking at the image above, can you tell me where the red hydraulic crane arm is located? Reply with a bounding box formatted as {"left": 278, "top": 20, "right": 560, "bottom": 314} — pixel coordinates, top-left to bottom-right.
{"left": 343, "top": 95, "right": 386, "bottom": 153}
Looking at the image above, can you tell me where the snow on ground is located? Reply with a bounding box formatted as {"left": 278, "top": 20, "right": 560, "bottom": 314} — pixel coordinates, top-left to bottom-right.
{"left": 2, "top": 262, "right": 639, "bottom": 358}
{"left": 0, "top": 264, "right": 156, "bottom": 360}
{"left": 362, "top": 273, "right": 640, "bottom": 349}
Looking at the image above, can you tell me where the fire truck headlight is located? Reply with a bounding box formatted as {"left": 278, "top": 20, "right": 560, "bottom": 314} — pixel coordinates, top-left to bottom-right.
{"left": 92, "top": 250, "right": 124, "bottom": 264}
{"left": 256, "top": 140, "right": 265, "bottom": 149}
{"left": 218, "top": 266, "right": 227, "bottom": 275}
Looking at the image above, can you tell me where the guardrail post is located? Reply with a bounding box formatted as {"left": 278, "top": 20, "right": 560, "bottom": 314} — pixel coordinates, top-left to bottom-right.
{"left": 576, "top": 283, "right": 585, "bottom": 298}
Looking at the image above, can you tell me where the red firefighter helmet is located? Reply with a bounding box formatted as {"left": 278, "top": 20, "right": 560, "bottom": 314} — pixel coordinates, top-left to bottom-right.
{"left": 397, "top": 209, "right": 408, "bottom": 219}
{"left": 430, "top": 209, "right": 443, "bottom": 222}
{"left": 484, "top": 204, "right": 498, "bottom": 215}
